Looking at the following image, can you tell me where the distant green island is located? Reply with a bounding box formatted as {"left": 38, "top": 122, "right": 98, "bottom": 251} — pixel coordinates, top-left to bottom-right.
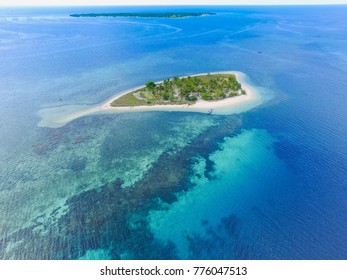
{"left": 110, "top": 73, "right": 246, "bottom": 107}
{"left": 70, "top": 12, "right": 216, "bottom": 18}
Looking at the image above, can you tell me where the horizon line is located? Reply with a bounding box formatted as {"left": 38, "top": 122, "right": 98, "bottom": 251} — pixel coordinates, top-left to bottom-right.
{"left": 1, "top": 4, "right": 347, "bottom": 7}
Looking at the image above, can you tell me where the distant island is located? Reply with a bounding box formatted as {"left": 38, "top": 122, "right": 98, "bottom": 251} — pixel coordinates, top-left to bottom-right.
{"left": 110, "top": 73, "right": 246, "bottom": 107}
{"left": 70, "top": 12, "right": 216, "bottom": 18}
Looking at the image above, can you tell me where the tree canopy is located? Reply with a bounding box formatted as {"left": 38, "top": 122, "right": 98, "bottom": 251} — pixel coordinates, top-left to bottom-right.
{"left": 111, "top": 73, "right": 245, "bottom": 107}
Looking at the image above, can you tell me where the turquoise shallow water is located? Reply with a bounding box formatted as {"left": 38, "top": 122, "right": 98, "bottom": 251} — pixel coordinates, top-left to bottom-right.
{"left": 0, "top": 6, "right": 347, "bottom": 259}
{"left": 149, "top": 129, "right": 290, "bottom": 259}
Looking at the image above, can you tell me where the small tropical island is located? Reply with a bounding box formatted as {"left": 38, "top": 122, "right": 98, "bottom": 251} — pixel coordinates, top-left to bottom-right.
{"left": 110, "top": 73, "right": 246, "bottom": 107}
{"left": 38, "top": 71, "right": 262, "bottom": 128}
{"left": 70, "top": 12, "right": 215, "bottom": 18}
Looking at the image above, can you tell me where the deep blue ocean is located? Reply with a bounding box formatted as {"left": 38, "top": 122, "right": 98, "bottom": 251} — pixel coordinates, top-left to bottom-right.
{"left": 0, "top": 5, "right": 347, "bottom": 259}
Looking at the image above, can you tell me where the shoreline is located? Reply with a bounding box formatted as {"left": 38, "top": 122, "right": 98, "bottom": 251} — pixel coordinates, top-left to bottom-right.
{"left": 101, "top": 71, "right": 258, "bottom": 112}
{"left": 38, "top": 71, "right": 263, "bottom": 128}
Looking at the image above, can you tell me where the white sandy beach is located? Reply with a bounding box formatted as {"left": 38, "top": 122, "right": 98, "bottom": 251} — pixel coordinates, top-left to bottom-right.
{"left": 38, "top": 71, "right": 263, "bottom": 128}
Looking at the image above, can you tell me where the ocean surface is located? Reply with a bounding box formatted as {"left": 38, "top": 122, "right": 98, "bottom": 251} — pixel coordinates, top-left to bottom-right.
{"left": 0, "top": 5, "right": 347, "bottom": 259}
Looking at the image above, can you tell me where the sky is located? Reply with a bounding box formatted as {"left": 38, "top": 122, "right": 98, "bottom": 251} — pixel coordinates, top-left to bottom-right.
{"left": 0, "top": 0, "right": 346, "bottom": 6}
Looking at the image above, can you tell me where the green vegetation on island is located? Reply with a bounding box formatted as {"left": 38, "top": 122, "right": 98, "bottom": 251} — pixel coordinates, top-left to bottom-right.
{"left": 70, "top": 12, "right": 215, "bottom": 18}
{"left": 110, "top": 73, "right": 246, "bottom": 107}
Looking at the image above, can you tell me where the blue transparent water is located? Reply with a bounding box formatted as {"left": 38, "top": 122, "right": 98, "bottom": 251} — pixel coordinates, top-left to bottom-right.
{"left": 0, "top": 5, "right": 347, "bottom": 259}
